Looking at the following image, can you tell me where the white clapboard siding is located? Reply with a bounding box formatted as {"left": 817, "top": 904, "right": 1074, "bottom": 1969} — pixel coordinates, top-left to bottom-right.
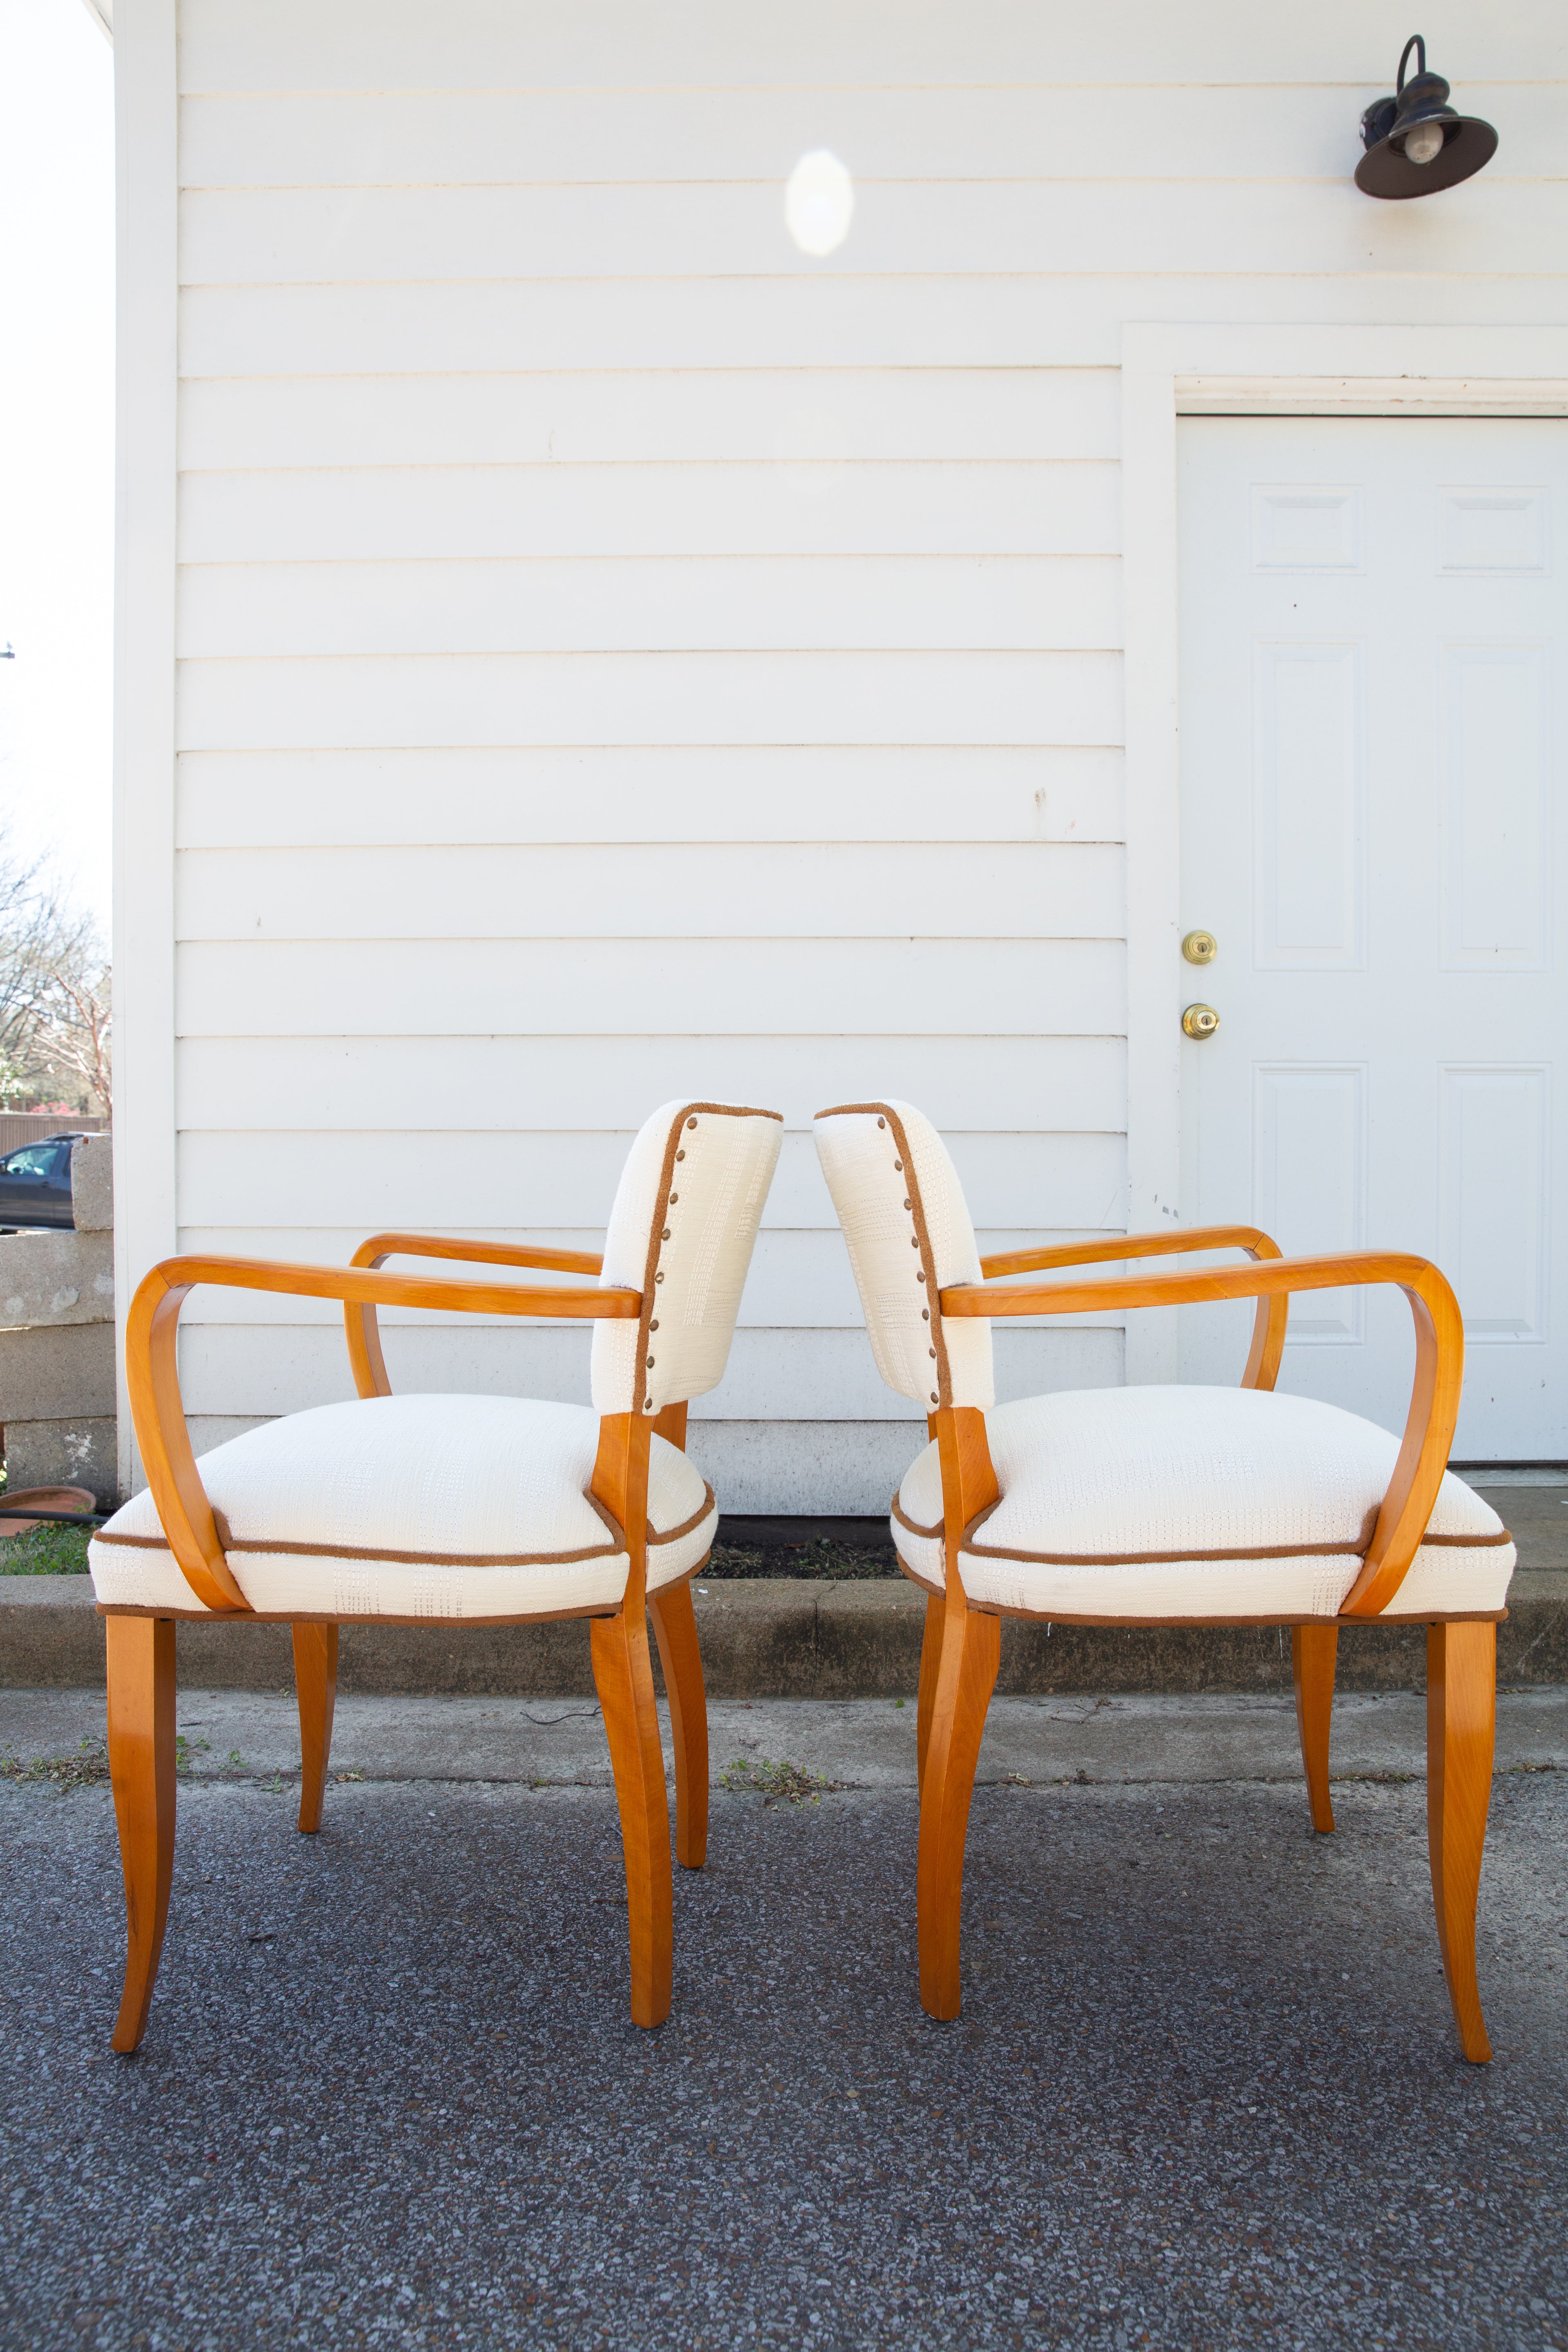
{"left": 174, "top": 1036, "right": 1128, "bottom": 1133}
{"left": 176, "top": 1324, "right": 1125, "bottom": 1422}
{"left": 177, "top": 0, "right": 1550, "bottom": 92}
{"left": 177, "top": 651, "right": 1122, "bottom": 754}
{"left": 178, "top": 85, "right": 1560, "bottom": 189}
{"left": 178, "top": 275, "right": 1564, "bottom": 383}
{"left": 177, "top": 369, "right": 1122, "bottom": 472}
{"left": 177, "top": 464, "right": 1120, "bottom": 564}
{"left": 181, "top": 180, "right": 1557, "bottom": 290}
{"left": 175, "top": 749, "right": 1126, "bottom": 849}
{"left": 135, "top": 0, "right": 1562, "bottom": 1509}
{"left": 177, "top": 557, "right": 1122, "bottom": 660}
{"left": 173, "top": 843, "right": 1124, "bottom": 942}
{"left": 175, "top": 1130, "right": 1128, "bottom": 1235}
{"left": 173, "top": 938, "right": 1128, "bottom": 1037}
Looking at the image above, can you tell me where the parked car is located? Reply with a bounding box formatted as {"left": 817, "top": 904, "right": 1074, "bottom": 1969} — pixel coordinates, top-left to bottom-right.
{"left": 0, "top": 1134, "right": 90, "bottom": 1231}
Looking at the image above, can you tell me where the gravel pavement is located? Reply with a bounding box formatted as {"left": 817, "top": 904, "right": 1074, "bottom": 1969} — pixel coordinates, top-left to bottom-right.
{"left": 2, "top": 1697, "right": 1565, "bottom": 2352}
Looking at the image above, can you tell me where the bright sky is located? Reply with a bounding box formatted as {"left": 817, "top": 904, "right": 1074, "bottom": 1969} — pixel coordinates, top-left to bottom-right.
{"left": 0, "top": 0, "right": 114, "bottom": 936}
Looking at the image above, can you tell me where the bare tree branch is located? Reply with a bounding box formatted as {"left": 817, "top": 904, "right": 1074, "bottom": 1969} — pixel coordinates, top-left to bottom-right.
{"left": 0, "top": 828, "right": 111, "bottom": 1113}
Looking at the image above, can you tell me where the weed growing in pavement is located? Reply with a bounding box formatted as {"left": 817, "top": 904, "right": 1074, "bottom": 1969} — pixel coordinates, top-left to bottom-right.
{"left": 0, "top": 1735, "right": 111, "bottom": 1789}
{"left": 718, "top": 1756, "right": 835, "bottom": 1807}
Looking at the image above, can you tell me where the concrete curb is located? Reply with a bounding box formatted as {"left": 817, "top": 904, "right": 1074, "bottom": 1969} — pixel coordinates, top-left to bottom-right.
{"left": 2, "top": 1570, "right": 1564, "bottom": 1697}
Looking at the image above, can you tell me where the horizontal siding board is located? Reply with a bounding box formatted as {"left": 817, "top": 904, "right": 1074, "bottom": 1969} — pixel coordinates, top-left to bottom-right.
{"left": 173, "top": 938, "right": 1126, "bottom": 1037}
{"left": 177, "top": 463, "right": 1120, "bottom": 563}
{"left": 177, "top": 556, "right": 1123, "bottom": 659}
{"left": 176, "top": 0, "right": 1554, "bottom": 90}
{"left": 174, "top": 1130, "right": 1128, "bottom": 1232}
{"left": 175, "top": 1038, "right": 1125, "bottom": 1137}
{"left": 176, "top": 1323, "right": 1126, "bottom": 1422}
{"left": 175, "top": 748, "right": 1126, "bottom": 849}
{"left": 173, "top": 1034, "right": 1127, "bottom": 1131}
{"left": 172, "top": 842, "right": 1124, "bottom": 941}
{"left": 178, "top": 276, "right": 1568, "bottom": 380}
{"left": 177, "top": 369, "right": 1121, "bottom": 471}
{"left": 175, "top": 650, "right": 1123, "bottom": 752}
{"left": 175, "top": 1100, "right": 1126, "bottom": 1227}
{"left": 177, "top": 86, "right": 1566, "bottom": 189}
{"left": 179, "top": 180, "right": 1563, "bottom": 289}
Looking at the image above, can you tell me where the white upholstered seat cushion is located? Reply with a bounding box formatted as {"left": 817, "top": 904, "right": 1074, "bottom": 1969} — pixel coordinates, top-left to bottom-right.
{"left": 89, "top": 1394, "right": 715, "bottom": 1620}
{"left": 891, "top": 1386, "right": 1514, "bottom": 1622}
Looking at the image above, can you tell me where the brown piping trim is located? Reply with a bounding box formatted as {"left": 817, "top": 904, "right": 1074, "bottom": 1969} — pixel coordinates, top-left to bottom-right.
{"left": 956, "top": 1530, "right": 1513, "bottom": 1568}
{"left": 815, "top": 1101, "right": 966, "bottom": 1411}
{"left": 896, "top": 1489, "right": 1510, "bottom": 1555}
{"left": 963, "top": 1603, "right": 1509, "bottom": 1628}
{"left": 629, "top": 1102, "right": 782, "bottom": 1422}
{"left": 894, "top": 1555, "right": 944, "bottom": 1597}
{"left": 94, "top": 1549, "right": 717, "bottom": 1628}
{"left": 891, "top": 1541, "right": 1509, "bottom": 1622}
{"left": 92, "top": 1482, "right": 716, "bottom": 1573}
{"left": 958, "top": 1493, "right": 1510, "bottom": 1568}
{"left": 891, "top": 1492, "right": 943, "bottom": 1542}
{"left": 583, "top": 1488, "right": 626, "bottom": 1549}
{"left": 962, "top": 1536, "right": 1368, "bottom": 1565}
{"left": 647, "top": 1487, "right": 716, "bottom": 1546}
{"left": 96, "top": 1600, "right": 626, "bottom": 1627}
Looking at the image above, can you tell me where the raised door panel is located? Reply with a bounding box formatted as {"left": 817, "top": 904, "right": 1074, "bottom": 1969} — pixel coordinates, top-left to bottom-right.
{"left": 1438, "top": 1067, "right": 1549, "bottom": 1343}
{"left": 1439, "top": 643, "right": 1550, "bottom": 972}
{"left": 1252, "top": 1065, "right": 1365, "bottom": 1342}
{"left": 1252, "top": 641, "right": 1364, "bottom": 971}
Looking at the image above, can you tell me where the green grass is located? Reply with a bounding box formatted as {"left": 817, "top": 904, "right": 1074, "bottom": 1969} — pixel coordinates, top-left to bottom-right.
{"left": 0, "top": 1523, "right": 92, "bottom": 1575}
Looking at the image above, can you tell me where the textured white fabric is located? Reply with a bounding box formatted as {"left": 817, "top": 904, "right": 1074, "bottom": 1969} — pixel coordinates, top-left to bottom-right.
{"left": 592, "top": 1100, "right": 783, "bottom": 1416}
{"left": 89, "top": 1394, "right": 715, "bottom": 1618}
{"left": 891, "top": 1386, "right": 1515, "bottom": 1621}
{"left": 814, "top": 1099, "right": 994, "bottom": 1410}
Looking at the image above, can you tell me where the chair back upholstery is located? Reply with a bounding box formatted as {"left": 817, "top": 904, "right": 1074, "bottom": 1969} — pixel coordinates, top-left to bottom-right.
{"left": 592, "top": 1101, "right": 783, "bottom": 1417}
{"left": 814, "top": 1099, "right": 994, "bottom": 1412}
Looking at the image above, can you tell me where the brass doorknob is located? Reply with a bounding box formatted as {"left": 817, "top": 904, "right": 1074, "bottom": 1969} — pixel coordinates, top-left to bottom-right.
{"left": 1182, "top": 930, "right": 1218, "bottom": 966}
{"left": 1182, "top": 1003, "right": 1220, "bottom": 1040}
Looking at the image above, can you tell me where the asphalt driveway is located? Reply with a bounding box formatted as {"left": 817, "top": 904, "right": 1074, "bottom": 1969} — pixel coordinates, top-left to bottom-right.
{"left": 1, "top": 1702, "right": 1564, "bottom": 2350}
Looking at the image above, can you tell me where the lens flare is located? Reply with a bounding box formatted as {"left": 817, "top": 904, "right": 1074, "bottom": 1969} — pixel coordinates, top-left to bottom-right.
{"left": 785, "top": 150, "right": 855, "bottom": 257}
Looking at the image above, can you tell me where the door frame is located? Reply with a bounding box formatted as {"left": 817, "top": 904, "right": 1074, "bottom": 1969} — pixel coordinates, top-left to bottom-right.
{"left": 1120, "top": 321, "right": 1568, "bottom": 1381}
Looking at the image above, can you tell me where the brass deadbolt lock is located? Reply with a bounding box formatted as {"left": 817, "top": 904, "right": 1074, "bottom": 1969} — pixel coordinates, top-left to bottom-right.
{"left": 1182, "top": 930, "right": 1218, "bottom": 966}
{"left": 1182, "top": 1003, "right": 1220, "bottom": 1040}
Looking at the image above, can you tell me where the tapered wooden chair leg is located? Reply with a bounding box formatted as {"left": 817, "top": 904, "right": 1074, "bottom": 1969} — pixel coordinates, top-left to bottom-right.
{"left": 1292, "top": 1623, "right": 1338, "bottom": 1833}
{"left": 1428, "top": 1621, "right": 1496, "bottom": 2064}
{"left": 648, "top": 1581, "right": 709, "bottom": 1869}
{"left": 916, "top": 1592, "right": 946, "bottom": 1796}
{"left": 105, "top": 1616, "right": 177, "bottom": 2054}
{"left": 292, "top": 1622, "right": 339, "bottom": 1834}
{"left": 590, "top": 1605, "right": 674, "bottom": 2028}
{"left": 917, "top": 1603, "right": 1000, "bottom": 2021}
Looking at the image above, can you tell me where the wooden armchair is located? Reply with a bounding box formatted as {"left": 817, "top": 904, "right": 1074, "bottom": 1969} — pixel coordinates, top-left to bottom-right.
{"left": 90, "top": 1100, "right": 782, "bottom": 2050}
{"left": 815, "top": 1100, "right": 1514, "bottom": 2064}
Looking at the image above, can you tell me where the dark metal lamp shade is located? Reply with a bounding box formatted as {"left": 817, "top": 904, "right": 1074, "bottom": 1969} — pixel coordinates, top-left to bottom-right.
{"left": 1356, "top": 34, "right": 1498, "bottom": 199}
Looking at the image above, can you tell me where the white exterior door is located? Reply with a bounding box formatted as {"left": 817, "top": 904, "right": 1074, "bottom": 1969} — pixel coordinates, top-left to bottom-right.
{"left": 1177, "top": 415, "right": 1568, "bottom": 1462}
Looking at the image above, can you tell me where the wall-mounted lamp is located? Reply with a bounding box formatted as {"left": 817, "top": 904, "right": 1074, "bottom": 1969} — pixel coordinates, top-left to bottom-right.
{"left": 1356, "top": 35, "right": 1497, "bottom": 198}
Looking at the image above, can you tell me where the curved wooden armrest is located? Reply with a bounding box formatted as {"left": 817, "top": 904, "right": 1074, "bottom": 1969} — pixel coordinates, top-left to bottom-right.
{"left": 124, "top": 1254, "right": 641, "bottom": 1618}
{"left": 940, "top": 1251, "right": 1464, "bottom": 1621}
{"left": 979, "top": 1224, "right": 1287, "bottom": 1390}
{"left": 347, "top": 1231, "right": 605, "bottom": 1396}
